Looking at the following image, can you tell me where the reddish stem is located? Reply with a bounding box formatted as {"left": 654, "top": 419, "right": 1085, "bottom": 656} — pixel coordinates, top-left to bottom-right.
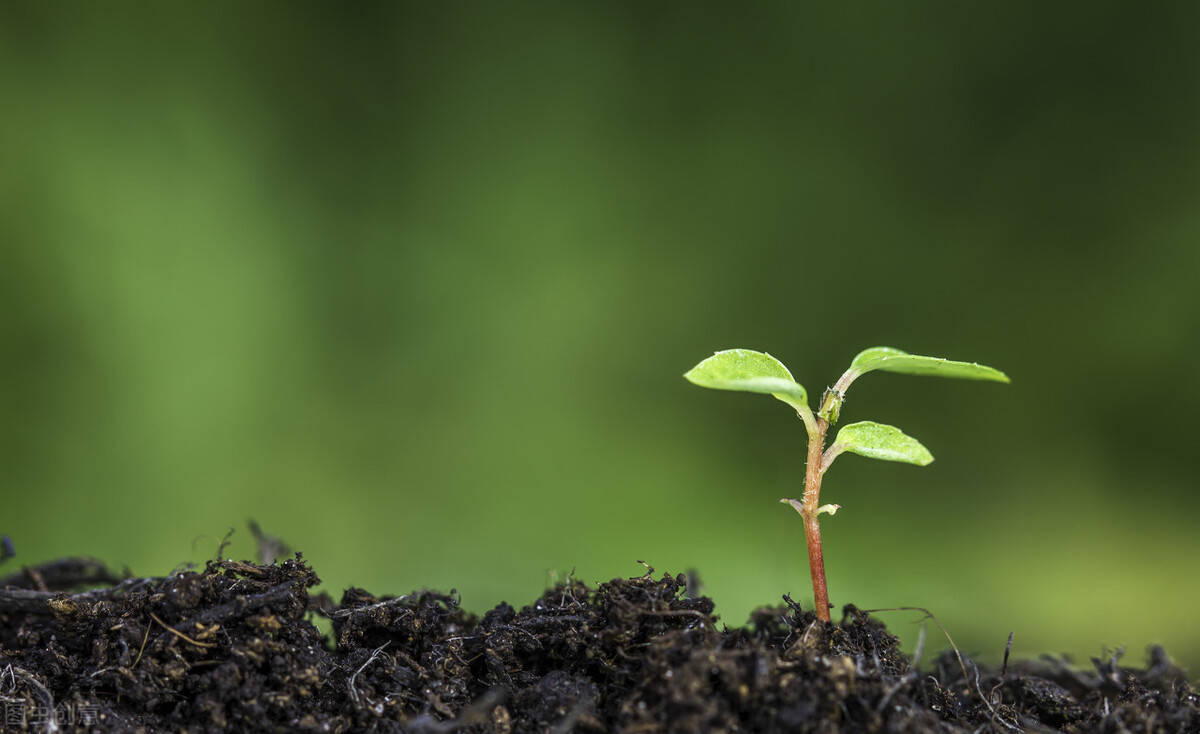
{"left": 802, "top": 416, "right": 831, "bottom": 621}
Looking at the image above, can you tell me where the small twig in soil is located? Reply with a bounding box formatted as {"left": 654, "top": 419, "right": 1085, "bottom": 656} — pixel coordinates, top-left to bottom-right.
{"left": 132, "top": 622, "right": 153, "bottom": 668}
{"left": 24, "top": 565, "right": 48, "bottom": 592}
{"left": 862, "top": 607, "right": 969, "bottom": 690}
{"left": 168, "top": 647, "right": 193, "bottom": 672}
{"left": 1001, "top": 631, "right": 1014, "bottom": 677}
{"left": 12, "top": 666, "right": 59, "bottom": 733}
{"left": 182, "top": 579, "right": 302, "bottom": 628}
{"left": 639, "top": 609, "right": 709, "bottom": 621}
{"left": 216, "top": 559, "right": 278, "bottom": 579}
{"left": 348, "top": 642, "right": 391, "bottom": 710}
{"left": 89, "top": 666, "right": 136, "bottom": 684}
{"left": 326, "top": 595, "right": 411, "bottom": 618}
{"left": 980, "top": 630, "right": 1016, "bottom": 711}
{"left": 986, "top": 632, "right": 1017, "bottom": 707}
{"left": 0, "top": 588, "right": 60, "bottom": 614}
{"left": 150, "top": 612, "right": 216, "bottom": 649}
{"left": 0, "top": 576, "right": 155, "bottom": 615}
{"left": 215, "top": 526, "right": 235, "bottom": 561}
{"left": 1091, "top": 646, "right": 1127, "bottom": 691}
{"left": 862, "top": 606, "right": 1026, "bottom": 730}
{"left": 973, "top": 663, "right": 1021, "bottom": 731}
{"left": 494, "top": 624, "right": 543, "bottom": 648}
{"left": 800, "top": 619, "right": 820, "bottom": 649}
{"left": 556, "top": 567, "right": 579, "bottom": 608}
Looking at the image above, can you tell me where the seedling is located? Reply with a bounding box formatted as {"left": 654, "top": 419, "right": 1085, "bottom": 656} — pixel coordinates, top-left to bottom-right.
{"left": 685, "top": 347, "right": 1008, "bottom": 621}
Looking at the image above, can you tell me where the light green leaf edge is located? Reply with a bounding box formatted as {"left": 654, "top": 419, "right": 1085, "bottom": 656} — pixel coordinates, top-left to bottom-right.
{"left": 684, "top": 349, "right": 807, "bottom": 404}
{"left": 831, "top": 420, "right": 933, "bottom": 466}
{"left": 684, "top": 349, "right": 816, "bottom": 432}
{"left": 849, "top": 347, "right": 1009, "bottom": 383}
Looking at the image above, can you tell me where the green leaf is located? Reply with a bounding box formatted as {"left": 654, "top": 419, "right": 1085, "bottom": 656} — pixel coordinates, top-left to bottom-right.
{"left": 684, "top": 349, "right": 807, "bottom": 405}
{"left": 849, "top": 347, "right": 1009, "bottom": 383}
{"left": 832, "top": 421, "right": 933, "bottom": 466}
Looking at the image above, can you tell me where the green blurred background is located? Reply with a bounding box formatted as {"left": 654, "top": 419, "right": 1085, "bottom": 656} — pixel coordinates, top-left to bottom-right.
{"left": 2, "top": 3, "right": 1198, "bottom": 672}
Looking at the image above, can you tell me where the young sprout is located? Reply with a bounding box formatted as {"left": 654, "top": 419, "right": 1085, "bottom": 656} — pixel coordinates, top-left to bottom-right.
{"left": 685, "top": 347, "right": 1008, "bottom": 622}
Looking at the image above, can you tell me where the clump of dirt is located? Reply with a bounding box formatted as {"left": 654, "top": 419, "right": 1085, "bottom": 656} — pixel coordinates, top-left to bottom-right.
{"left": 0, "top": 553, "right": 1195, "bottom": 732}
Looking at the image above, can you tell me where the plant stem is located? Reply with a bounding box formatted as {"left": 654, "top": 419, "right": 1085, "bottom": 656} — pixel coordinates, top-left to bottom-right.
{"left": 802, "top": 415, "right": 831, "bottom": 621}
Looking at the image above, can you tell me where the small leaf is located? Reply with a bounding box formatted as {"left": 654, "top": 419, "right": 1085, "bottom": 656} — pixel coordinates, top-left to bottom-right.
{"left": 779, "top": 498, "right": 842, "bottom": 518}
{"left": 850, "top": 347, "right": 1009, "bottom": 383}
{"left": 832, "top": 421, "right": 933, "bottom": 466}
{"left": 684, "top": 349, "right": 807, "bottom": 404}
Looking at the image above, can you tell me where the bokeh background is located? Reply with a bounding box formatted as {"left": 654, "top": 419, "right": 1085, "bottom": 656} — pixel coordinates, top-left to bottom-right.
{"left": 3, "top": 3, "right": 1198, "bottom": 672}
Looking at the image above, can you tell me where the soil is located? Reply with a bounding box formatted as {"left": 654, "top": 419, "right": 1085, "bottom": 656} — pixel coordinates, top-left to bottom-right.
{"left": 0, "top": 552, "right": 1196, "bottom": 733}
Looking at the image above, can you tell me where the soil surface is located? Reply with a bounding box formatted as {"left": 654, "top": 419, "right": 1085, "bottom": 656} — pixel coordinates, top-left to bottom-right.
{"left": 0, "top": 553, "right": 1195, "bottom": 733}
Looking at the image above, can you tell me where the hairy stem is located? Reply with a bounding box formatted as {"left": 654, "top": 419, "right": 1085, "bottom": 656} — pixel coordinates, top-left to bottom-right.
{"left": 802, "top": 416, "right": 831, "bottom": 621}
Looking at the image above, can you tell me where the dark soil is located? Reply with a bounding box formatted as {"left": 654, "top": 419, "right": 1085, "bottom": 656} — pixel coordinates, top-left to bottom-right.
{"left": 0, "top": 553, "right": 1196, "bottom": 733}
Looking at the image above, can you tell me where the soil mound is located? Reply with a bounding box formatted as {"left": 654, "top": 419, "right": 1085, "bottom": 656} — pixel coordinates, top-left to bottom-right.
{"left": 1, "top": 555, "right": 1195, "bottom": 732}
